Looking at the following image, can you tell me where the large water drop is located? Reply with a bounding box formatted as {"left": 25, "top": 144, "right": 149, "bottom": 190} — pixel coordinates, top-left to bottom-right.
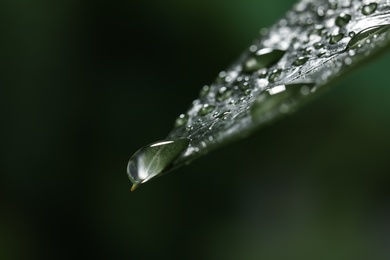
{"left": 127, "top": 138, "right": 190, "bottom": 190}
{"left": 346, "top": 25, "right": 390, "bottom": 50}
{"left": 243, "top": 48, "right": 285, "bottom": 73}
{"left": 362, "top": 3, "right": 378, "bottom": 16}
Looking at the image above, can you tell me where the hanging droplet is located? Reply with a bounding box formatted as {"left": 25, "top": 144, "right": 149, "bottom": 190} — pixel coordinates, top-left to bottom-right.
{"left": 329, "top": 33, "right": 344, "bottom": 44}
{"left": 174, "top": 114, "right": 188, "bottom": 128}
{"left": 362, "top": 3, "right": 378, "bottom": 15}
{"left": 293, "top": 56, "right": 309, "bottom": 66}
{"left": 198, "top": 104, "right": 215, "bottom": 116}
{"left": 127, "top": 138, "right": 190, "bottom": 191}
{"left": 346, "top": 25, "right": 390, "bottom": 50}
{"left": 335, "top": 13, "right": 351, "bottom": 27}
{"left": 216, "top": 87, "right": 233, "bottom": 102}
{"left": 268, "top": 69, "right": 282, "bottom": 82}
{"left": 242, "top": 48, "right": 285, "bottom": 73}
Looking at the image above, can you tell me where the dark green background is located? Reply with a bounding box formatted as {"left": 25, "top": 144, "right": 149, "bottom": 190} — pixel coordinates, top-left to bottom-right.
{"left": 2, "top": 0, "right": 390, "bottom": 259}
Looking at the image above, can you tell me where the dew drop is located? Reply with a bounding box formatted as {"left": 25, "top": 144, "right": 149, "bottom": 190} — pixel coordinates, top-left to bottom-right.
{"left": 314, "top": 42, "right": 324, "bottom": 49}
{"left": 346, "top": 25, "right": 390, "bottom": 50}
{"left": 174, "top": 114, "right": 188, "bottom": 128}
{"left": 127, "top": 138, "right": 190, "bottom": 190}
{"left": 199, "top": 85, "right": 210, "bottom": 98}
{"left": 329, "top": 33, "right": 344, "bottom": 44}
{"left": 216, "top": 87, "right": 233, "bottom": 102}
{"left": 268, "top": 69, "right": 282, "bottom": 83}
{"left": 198, "top": 104, "right": 215, "bottom": 116}
{"left": 293, "top": 56, "right": 309, "bottom": 66}
{"left": 242, "top": 48, "right": 285, "bottom": 73}
{"left": 348, "top": 31, "right": 356, "bottom": 38}
{"left": 335, "top": 13, "right": 351, "bottom": 27}
{"left": 329, "top": 1, "right": 338, "bottom": 10}
{"left": 362, "top": 3, "right": 378, "bottom": 15}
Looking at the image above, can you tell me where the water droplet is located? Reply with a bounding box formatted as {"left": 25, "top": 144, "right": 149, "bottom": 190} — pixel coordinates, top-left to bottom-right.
{"left": 199, "top": 85, "right": 210, "bottom": 97}
{"left": 346, "top": 25, "right": 390, "bottom": 50}
{"left": 329, "top": 33, "right": 344, "bottom": 44}
{"left": 268, "top": 69, "right": 282, "bottom": 82}
{"left": 127, "top": 138, "right": 190, "bottom": 190}
{"left": 242, "top": 48, "right": 285, "bottom": 73}
{"left": 335, "top": 13, "right": 351, "bottom": 27}
{"left": 216, "top": 87, "right": 233, "bottom": 102}
{"left": 317, "top": 51, "right": 327, "bottom": 57}
{"left": 198, "top": 104, "right": 215, "bottom": 116}
{"left": 214, "top": 110, "right": 231, "bottom": 120}
{"left": 344, "top": 57, "right": 352, "bottom": 65}
{"left": 293, "top": 56, "right": 309, "bottom": 66}
{"left": 329, "top": 1, "right": 338, "bottom": 10}
{"left": 314, "top": 42, "right": 324, "bottom": 49}
{"left": 249, "top": 45, "right": 258, "bottom": 52}
{"left": 348, "top": 31, "right": 356, "bottom": 38}
{"left": 244, "top": 89, "right": 252, "bottom": 96}
{"left": 174, "top": 114, "right": 188, "bottom": 128}
{"left": 362, "top": 3, "right": 378, "bottom": 15}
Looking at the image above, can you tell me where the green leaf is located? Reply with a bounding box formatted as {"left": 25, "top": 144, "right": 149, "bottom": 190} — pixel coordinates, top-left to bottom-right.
{"left": 127, "top": 0, "right": 390, "bottom": 190}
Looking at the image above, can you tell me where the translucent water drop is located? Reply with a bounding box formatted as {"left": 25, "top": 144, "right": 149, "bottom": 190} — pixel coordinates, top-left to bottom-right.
{"left": 329, "top": 1, "right": 338, "bottom": 10}
{"left": 268, "top": 69, "right": 282, "bottom": 82}
{"left": 293, "top": 56, "right": 309, "bottom": 66}
{"left": 216, "top": 87, "right": 233, "bottom": 102}
{"left": 199, "top": 85, "right": 210, "bottom": 98}
{"left": 198, "top": 104, "right": 215, "bottom": 116}
{"left": 127, "top": 138, "right": 190, "bottom": 190}
{"left": 362, "top": 3, "right": 378, "bottom": 15}
{"left": 346, "top": 25, "right": 390, "bottom": 50}
{"left": 329, "top": 33, "right": 344, "bottom": 44}
{"left": 335, "top": 13, "right": 351, "bottom": 27}
{"left": 242, "top": 48, "right": 285, "bottom": 73}
{"left": 317, "top": 51, "right": 327, "bottom": 57}
{"left": 348, "top": 31, "right": 356, "bottom": 38}
{"left": 175, "top": 114, "right": 188, "bottom": 128}
{"left": 314, "top": 42, "right": 324, "bottom": 49}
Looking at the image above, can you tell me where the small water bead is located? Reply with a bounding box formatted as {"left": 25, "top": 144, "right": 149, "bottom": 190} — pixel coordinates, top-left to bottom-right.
{"left": 317, "top": 51, "right": 327, "bottom": 57}
{"left": 344, "top": 57, "right": 352, "bottom": 65}
{"left": 199, "top": 85, "right": 210, "bottom": 98}
{"left": 314, "top": 42, "right": 324, "bottom": 49}
{"left": 215, "top": 71, "right": 227, "bottom": 83}
{"left": 329, "top": 33, "right": 344, "bottom": 44}
{"left": 244, "top": 89, "right": 252, "bottom": 96}
{"left": 198, "top": 104, "right": 215, "bottom": 116}
{"left": 249, "top": 45, "right": 258, "bottom": 52}
{"left": 335, "top": 13, "right": 351, "bottom": 27}
{"left": 293, "top": 56, "right": 309, "bottom": 66}
{"left": 242, "top": 48, "right": 286, "bottom": 73}
{"left": 214, "top": 110, "right": 231, "bottom": 120}
{"left": 175, "top": 114, "right": 188, "bottom": 128}
{"left": 302, "top": 47, "right": 312, "bottom": 55}
{"left": 216, "top": 87, "right": 233, "bottom": 102}
{"left": 362, "top": 3, "right": 378, "bottom": 15}
{"left": 127, "top": 138, "right": 190, "bottom": 190}
{"left": 348, "top": 31, "right": 356, "bottom": 38}
{"left": 329, "top": 1, "right": 338, "bottom": 10}
{"left": 268, "top": 69, "right": 282, "bottom": 83}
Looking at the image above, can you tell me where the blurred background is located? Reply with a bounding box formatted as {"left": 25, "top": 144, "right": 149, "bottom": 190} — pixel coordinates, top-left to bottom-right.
{"left": 2, "top": 0, "right": 390, "bottom": 259}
